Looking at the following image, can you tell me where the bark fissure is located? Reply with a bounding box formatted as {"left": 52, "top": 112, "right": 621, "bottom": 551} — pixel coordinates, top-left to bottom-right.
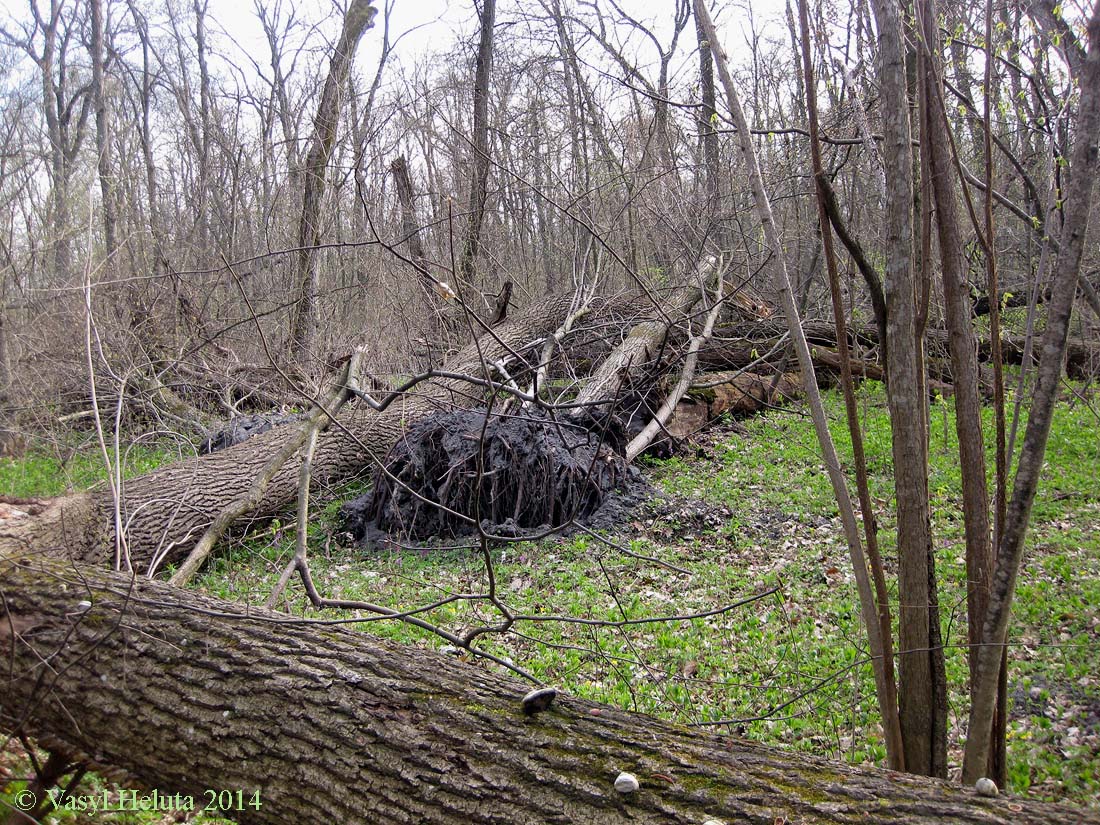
{"left": 1, "top": 554, "right": 1093, "bottom": 825}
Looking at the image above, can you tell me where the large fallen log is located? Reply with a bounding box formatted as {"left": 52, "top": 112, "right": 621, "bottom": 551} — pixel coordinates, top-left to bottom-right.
{"left": 810, "top": 347, "right": 969, "bottom": 397}
{"left": 0, "top": 293, "right": 617, "bottom": 571}
{"left": 6, "top": 295, "right": 1090, "bottom": 577}
{"left": 699, "top": 321, "right": 1099, "bottom": 380}
{"left": 2, "top": 552, "right": 1094, "bottom": 825}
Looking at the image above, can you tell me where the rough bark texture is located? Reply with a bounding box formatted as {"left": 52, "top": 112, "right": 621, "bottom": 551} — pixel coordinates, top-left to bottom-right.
{"left": 287, "top": 0, "right": 377, "bottom": 359}
{"left": 0, "top": 293, "right": 587, "bottom": 572}
{"left": 2, "top": 553, "right": 1095, "bottom": 825}
{"left": 870, "top": 0, "right": 945, "bottom": 777}
{"left": 694, "top": 7, "right": 721, "bottom": 246}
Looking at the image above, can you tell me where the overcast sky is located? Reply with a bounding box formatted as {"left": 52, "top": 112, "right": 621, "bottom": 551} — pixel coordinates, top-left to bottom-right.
{"left": 1, "top": 0, "right": 792, "bottom": 91}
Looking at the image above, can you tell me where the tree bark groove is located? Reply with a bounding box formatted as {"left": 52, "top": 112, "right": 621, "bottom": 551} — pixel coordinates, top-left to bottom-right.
{"left": 2, "top": 554, "right": 1094, "bottom": 825}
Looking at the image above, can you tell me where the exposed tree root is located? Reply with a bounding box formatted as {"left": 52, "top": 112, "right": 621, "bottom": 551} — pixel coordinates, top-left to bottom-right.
{"left": 342, "top": 406, "right": 638, "bottom": 543}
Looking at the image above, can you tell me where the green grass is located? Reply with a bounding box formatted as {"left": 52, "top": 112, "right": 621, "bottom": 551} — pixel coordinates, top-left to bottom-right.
{"left": 0, "top": 435, "right": 189, "bottom": 498}
{"left": 182, "top": 383, "right": 1099, "bottom": 803}
{"left": 2, "top": 385, "right": 1098, "bottom": 813}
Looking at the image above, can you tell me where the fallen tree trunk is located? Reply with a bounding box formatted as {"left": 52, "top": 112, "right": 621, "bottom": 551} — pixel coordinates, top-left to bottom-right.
{"left": 660, "top": 346, "right": 970, "bottom": 448}
{"left": 810, "top": 347, "right": 967, "bottom": 397}
{"left": 570, "top": 262, "right": 713, "bottom": 418}
{"left": 700, "top": 321, "right": 1098, "bottom": 380}
{"left": 5, "top": 288, "right": 1088, "bottom": 577}
{"left": 0, "top": 293, "right": 593, "bottom": 571}
{"left": 661, "top": 371, "right": 802, "bottom": 443}
{"left": 2, "top": 552, "right": 1093, "bottom": 825}
{"left": 986, "top": 332, "right": 1097, "bottom": 379}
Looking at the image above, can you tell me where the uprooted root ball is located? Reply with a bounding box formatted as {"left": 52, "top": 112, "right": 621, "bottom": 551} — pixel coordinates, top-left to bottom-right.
{"left": 341, "top": 406, "right": 639, "bottom": 543}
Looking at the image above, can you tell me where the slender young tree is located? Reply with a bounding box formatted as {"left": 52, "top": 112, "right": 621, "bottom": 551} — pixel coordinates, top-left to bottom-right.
{"left": 796, "top": 0, "right": 903, "bottom": 772}
{"left": 458, "top": 0, "right": 496, "bottom": 289}
{"left": 89, "top": 0, "right": 117, "bottom": 258}
{"left": 287, "top": 0, "right": 377, "bottom": 360}
{"left": 964, "top": 1, "right": 1100, "bottom": 783}
{"left": 693, "top": 0, "right": 900, "bottom": 774}
{"left": 694, "top": 2, "right": 721, "bottom": 247}
{"left": 869, "top": 0, "right": 947, "bottom": 777}
{"left": 916, "top": 0, "right": 992, "bottom": 725}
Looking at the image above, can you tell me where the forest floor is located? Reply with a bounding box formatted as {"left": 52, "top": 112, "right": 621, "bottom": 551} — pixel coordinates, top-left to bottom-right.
{"left": 2, "top": 382, "right": 1099, "bottom": 820}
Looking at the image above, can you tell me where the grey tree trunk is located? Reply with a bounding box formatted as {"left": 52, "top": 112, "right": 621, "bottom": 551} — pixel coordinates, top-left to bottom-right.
{"left": 694, "top": 7, "right": 721, "bottom": 245}
{"left": 287, "top": 0, "right": 377, "bottom": 360}
{"left": 916, "top": 0, "right": 1000, "bottom": 781}
{"left": 458, "top": 0, "right": 497, "bottom": 289}
{"left": 2, "top": 553, "right": 1094, "bottom": 825}
{"left": 869, "top": 0, "right": 946, "bottom": 778}
{"left": 89, "top": 0, "right": 116, "bottom": 258}
{"left": 694, "top": 0, "right": 903, "bottom": 787}
{"left": 389, "top": 154, "right": 442, "bottom": 333}
{"left": 29, "top": 0, "right": 92, "bottom": 287}
{"left": 390, "top": 155, "right": 427, "bottom": 268}
{"left": 797, "top": 0, "right": 902, "bottom": 771}
{"left": 964, "top": 2, "right": 1100, "bottom": 783}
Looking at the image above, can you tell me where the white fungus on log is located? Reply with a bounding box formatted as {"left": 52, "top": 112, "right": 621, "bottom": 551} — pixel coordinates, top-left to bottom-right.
{"left": 614, "top": 772, "right": 640, "bottom": 793}
{"left": 975, "top": 777, "right": 999, "bottom": 797}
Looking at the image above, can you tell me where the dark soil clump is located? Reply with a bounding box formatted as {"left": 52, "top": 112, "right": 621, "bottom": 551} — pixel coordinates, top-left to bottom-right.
{"left": 341, "top": 406, "right": 647, "bottom": 545}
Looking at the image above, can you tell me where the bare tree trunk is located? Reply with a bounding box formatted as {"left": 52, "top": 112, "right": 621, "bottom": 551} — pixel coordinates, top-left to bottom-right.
{"left": 458, "top": 0, "right": 497, "bottom": 289}
{"left": 917, "top": 0, "right": 1006, "bottom": 783}
{"left": 2, "top": 553, "right": 1094, "bottom": 825}
{"left": 191, "top": 0, "right": 212, "bottom": 259}
{"left": 389, "top": 155, "right": 441, "bottom": 332}
{"left": 22, "top": 0, "right": 93, "bottom": 287}
{"left": 797, "top": 0, "right": 902, "bottom": 771}
{"left": 257, "top": 2, "right": 301, "bottom": 189}
{"left": 390, "top": 155, "right": 427, "bottom": 268}
{"left": 694, "top": 0, "right": 902, "bottom": 781}
{"left": 869, "top": 0, "right": 946, "bottom": 778}
{"left": 964, "top": 2, "right": 1100, "bottom": 783}
{"left": 89, "top": 0, "right": 116, "bottom": 258}
{"left": 125, "top": 0, "right": 164, "bottom": 265}
{"left": 980, "top": 0, "right": 1010, "bottom": 788}
{"left": 287, "top": 0, "right": 377, "bottom": 360}
{"left": 694, "top": 5, "right": 721, "bottom": 248}
{"left": 0, "top": 306, "right": 18, "bottom": 458}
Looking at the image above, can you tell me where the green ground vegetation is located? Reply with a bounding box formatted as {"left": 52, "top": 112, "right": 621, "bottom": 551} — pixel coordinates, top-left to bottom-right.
{"left": 2, "top": 383, "right": 1098, "bottom": 818}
